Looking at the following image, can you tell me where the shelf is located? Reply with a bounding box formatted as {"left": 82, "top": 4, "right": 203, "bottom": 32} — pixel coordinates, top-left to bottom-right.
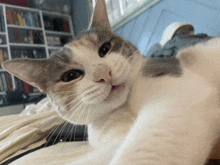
{"left": 48, "top": 46, "right": 63, "bottom": 49}
{"left": 10, "top": 43, "right": 45, "bottom": 48}
{"left": 0, "top": 69, "right": 6, "bottom": 72}
{"left": 29, "top": 93, "right": 42, "bottom": 96}
{"left": 0, "top": 45, "right": 7, "bottom": 48}
{"left": 0, "top": 3, "right": 74, "bottom": 97}
{"left": 45, "top": 30, "right": 73, "bottom": 36}
{"left": 42, "top": 10, "right": 70, "bottom": 17}
{"left": 7, "top": 25, "right": 43, "bottom": 30}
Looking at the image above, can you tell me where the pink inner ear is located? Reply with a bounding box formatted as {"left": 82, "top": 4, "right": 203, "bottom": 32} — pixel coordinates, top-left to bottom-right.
{"left": 41, "top": 83, "right": 48, "bottom": 91}
{"left": 29, "top": 82, "right": 47, "bottom": 92}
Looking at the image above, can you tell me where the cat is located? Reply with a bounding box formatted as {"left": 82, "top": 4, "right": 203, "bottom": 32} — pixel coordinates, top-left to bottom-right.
{"left": 3, "top": 0, "right": 220, "bottom": 164}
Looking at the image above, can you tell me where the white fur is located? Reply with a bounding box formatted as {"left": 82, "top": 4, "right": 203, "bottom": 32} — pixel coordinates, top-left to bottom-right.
{"left": 67, "top": 37, "right": 220, "bottom": 165}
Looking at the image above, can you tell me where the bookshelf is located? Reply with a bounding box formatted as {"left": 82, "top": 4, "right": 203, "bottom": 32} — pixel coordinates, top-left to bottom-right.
{"left": 0, "top": 3, "right": 74, "bottom": 98}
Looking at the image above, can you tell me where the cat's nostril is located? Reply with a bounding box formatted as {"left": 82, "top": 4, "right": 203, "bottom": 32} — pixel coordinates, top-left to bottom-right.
{"left": 99, "top": 79, "right": 105, "bottom": 83}
{"left": 93, "top": 64, "right": 112, "bottom": 83}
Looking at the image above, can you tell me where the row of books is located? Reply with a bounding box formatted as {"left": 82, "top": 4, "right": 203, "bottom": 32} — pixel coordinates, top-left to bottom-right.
{"left": 11, "top": 49, "right": 46, "bottom": 59}
{"left": 8, "top": 28, "right": 44, "bottom": 44}
{"left": 0, "top": 72, "right": 13, "bottom": 92}
{"left": 47, "top": 36, "right": 62, "bottom": 46}
{"left": 15, "top": 77, "right": 39, "bottom": 94}
{"left": 0, "top": 16, "right": 5, "bottom": 32}
{"left": 6, "top": 8, "right": 40, "bottom": 28}
{"left": 0, "top": 49, "right": 8, "bottom": 69}
{"left": 0, "top": 73, "right": 40, "bottom": 93}
{"left": 43, "top": 15, "right": 70, "bottom": 32}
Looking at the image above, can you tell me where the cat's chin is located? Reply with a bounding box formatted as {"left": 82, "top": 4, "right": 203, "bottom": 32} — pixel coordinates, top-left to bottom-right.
{"left": 103, "top": 84, "right": 126, "bottom": 103}
{"left": 68, "top": 84, "right": 129, "bottom": 125}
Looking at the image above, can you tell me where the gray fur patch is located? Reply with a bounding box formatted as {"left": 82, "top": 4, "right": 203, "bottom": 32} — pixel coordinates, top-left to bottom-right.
{"left": 143, "top": 57, "right": 182, "bottom": 77}
{"left": 77, "top": 29, "right": 138, "bottom": 58}
{"left": 50, "top": 48, "right": 73, "bottom": 64}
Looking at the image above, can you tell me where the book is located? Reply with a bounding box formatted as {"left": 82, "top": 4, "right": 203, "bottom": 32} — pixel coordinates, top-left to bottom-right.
{"left": 13, "top": 28, "right": 21, "bottom": 43}
{"left": 24, "top": 11, "right": 31, "bottom": 27}
{"left": 20, "top": 29, "right": 28, "bottom": 43}
{"left": 20, "top": 12, "right": 27, "bottom": 26}
{"left": 47, "top": 36, "right": 62, "bottom": 46}
{"left": 8, "top": 28, "right": 13, "bottom": 42}
{"left": 0, "top": 36, "right": 5, "bottom": 44}
{"left": 0, "top": 16, "right": 2, "bottom": 32}
{"left": 53, "top": 18, "right": 65, "bottom": 32}
{"left": 28, "top": 31, "right": 34, "bottom": 44}
{"left": 12, "top": 10, "right": 19, "bottom": 25}
{"left": 4, "top": 73, "right": 13, "bottom": 91}
{"left": 15, "top": 77, "right": 24, "bottom": 91}
{"left": 33, "top": 13, "right": 39, "bottom": 27}
{"left": 43, "top": 15, "right": 54, "bottom": 30}
{"left": 18, "top": 11, "right": 24, "bottom": 26}
{"left": 3, "top": 50, "right": 8, "bottom": 63}
{"left": 0, "top": 76, "right": 4, "bottom": 92}
{"left": 33, "top": 31, "right": 43, "bottom": 44}
{"left": 26, "top": 12, "right": 34, "bottom": 27}
{"left": 6, "top": 9, "right": 14, "bottom": 24}
{"left": 63, "top": 20, "right": 69, "bottom": 32}
{"left": 23, "top": 81, "right": 30, "bottom": 93}
{"left": 11, "top": 50, "right": 21, "bottom": 59}
{"left": 34, "top": 49, "right": 46, "bottom": 58}
{"left": 1, "top": 73, "right": 8, "bottom": 91}
{"left": 0, "top": 49, "right": 3, "bottom": 68}
{"left": 0, "top": 16, "right": 5, "bottom": 32}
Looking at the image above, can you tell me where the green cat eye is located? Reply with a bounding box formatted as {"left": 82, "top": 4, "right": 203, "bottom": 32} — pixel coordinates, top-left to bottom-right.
{"left": 61, "top": 69, "right": 84, "bottom": 82}
{"left": 99, "top": 42, "right": 111, "bottom": 57}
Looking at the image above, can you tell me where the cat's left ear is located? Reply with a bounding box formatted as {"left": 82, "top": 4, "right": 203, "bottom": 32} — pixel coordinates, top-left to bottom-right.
{"left": 89, "top": 0, "right": 111, "bottom": 31}
{"left": 3, "top": 59, "right": 51, "bottom": 92}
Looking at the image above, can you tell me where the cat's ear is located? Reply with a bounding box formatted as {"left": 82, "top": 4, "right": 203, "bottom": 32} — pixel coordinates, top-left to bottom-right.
{"left": 3, "top": 59, "right": 50, "bottom": 92}
{"left": 89, "top": 0, "right": 111, "bottom": 31}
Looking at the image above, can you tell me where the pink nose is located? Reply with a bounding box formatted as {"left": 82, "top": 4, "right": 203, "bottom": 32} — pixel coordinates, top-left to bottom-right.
{"left": 93, "top": 64, "right": 112, "bottom": 83}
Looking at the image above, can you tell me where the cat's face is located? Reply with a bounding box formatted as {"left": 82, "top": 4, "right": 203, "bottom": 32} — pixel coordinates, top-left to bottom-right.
{"left": 2, "top": 0, "right": 143, "bottom": 124}
{"left": 46, "top": 29, "right": 141, "bottom": 124}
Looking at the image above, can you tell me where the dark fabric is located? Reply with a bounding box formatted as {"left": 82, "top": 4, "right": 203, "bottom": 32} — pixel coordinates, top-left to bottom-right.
{"left": 0, "top": 143, "right": 52, "bottom": 165}
{"left": 0, "top": 124, "right": 87, "bottom": 165}
{"left": 147, "top": 33, "right": 213, "bottom": 58}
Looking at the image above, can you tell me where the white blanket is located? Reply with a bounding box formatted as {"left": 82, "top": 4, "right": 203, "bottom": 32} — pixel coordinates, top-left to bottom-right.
{"left": 0, "top": 98, "right": 91, "bottom": 165}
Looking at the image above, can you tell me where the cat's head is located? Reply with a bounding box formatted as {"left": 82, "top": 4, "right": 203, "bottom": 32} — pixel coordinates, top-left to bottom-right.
{"left": 3, "top": 0, "right": 143, "bottom": 124}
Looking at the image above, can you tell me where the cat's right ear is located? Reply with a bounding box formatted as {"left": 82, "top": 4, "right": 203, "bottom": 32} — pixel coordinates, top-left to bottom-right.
{"left": 3, "top": 59, "right": 50, "bottom": 92}
{"left": 89, "top": 0, "right": 111, "bottom": 31}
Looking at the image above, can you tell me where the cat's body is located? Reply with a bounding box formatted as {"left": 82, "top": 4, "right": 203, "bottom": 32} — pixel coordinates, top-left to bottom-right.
{"left": 3, "top": 0, "right": 220, "bottom": 164}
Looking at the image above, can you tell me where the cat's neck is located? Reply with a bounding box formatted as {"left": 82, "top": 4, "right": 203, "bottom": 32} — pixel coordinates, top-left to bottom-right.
{"left": 88, "top": 102, "right": 136, "bottom": 148}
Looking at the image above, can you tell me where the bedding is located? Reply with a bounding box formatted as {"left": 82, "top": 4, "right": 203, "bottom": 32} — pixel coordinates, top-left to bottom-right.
{"left": 0, "top": 98, "right": 220, "bottom": 165}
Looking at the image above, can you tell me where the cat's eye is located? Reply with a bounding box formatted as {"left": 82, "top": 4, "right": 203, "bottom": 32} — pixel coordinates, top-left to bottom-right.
{"left": 99, "top": 42, "right": 111, "bottom": 57}
{"left": 61, "top": 70, "right": 84, "bottom": 82}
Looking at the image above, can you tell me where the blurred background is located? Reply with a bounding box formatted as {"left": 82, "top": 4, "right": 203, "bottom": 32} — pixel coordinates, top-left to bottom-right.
{"left": 0, "top": 0, "right": 220, "bottom": 116}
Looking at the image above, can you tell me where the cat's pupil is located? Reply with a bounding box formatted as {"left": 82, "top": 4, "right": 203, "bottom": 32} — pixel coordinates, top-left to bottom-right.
{"left": 61, "top": 70, "right": 83, "bottom": 82}
{"left": 99, "top": 42, "right": 111, "bottom": 57}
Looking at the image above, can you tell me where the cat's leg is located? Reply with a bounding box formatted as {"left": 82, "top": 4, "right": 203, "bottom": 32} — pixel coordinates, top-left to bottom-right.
{"left": 109, "top": 100, "right": 220, "bottom": 165}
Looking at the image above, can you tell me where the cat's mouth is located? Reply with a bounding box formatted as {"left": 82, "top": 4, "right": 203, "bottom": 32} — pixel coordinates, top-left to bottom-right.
{"left": 104, "top": 84, "right": 125, "bottom": 101}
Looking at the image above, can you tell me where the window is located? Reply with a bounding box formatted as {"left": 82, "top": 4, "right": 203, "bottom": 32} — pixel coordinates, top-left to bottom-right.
{"left": 92, "top": 0, "right": 161, "bottom": 30}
